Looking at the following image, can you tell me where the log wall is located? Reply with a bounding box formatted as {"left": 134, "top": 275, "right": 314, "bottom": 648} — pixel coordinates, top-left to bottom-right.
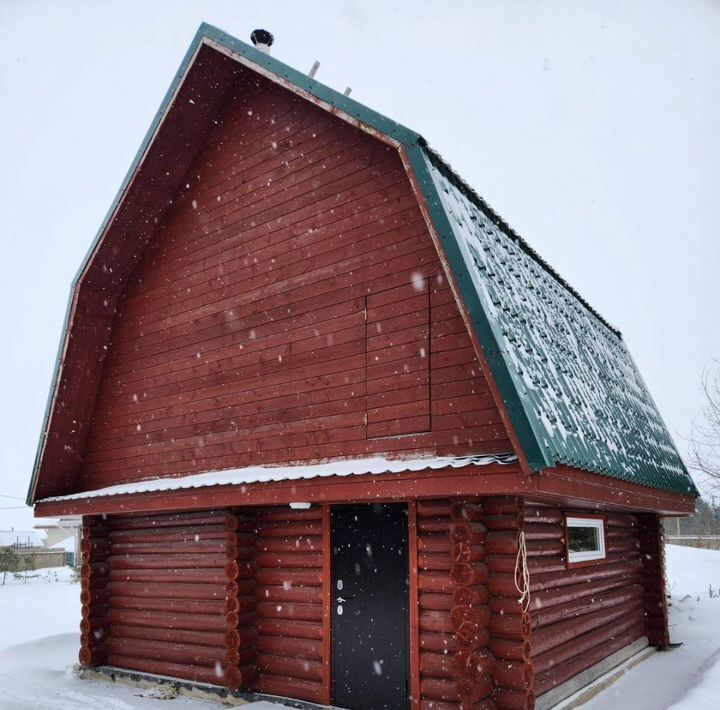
{"left": 526, "top": 504, "right": 646, "bottom": 701}
{"left": 94, "top": 509, "right": 254, "bottom": 690}
{"left": 79, "top": 77, "right": 511, "bottom": 491}
{"left": 252, "top": 506, "right": 325, "bottom": 704}
{"left": 484, "top": 497, "right": 533, "bottom": 710}
{"left": 638, "top": 513, "right": 670, "bottom": 648}
{"left": 415, "top": 499, "right": 459, "bottom": 709}
{"left": 79, "top": 516, "right": 110, "bottom": 667}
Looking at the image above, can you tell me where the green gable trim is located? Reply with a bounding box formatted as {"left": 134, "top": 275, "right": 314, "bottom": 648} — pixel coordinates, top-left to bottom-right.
{"left": 405, "top": 144, "right": 553, "bottom": 472}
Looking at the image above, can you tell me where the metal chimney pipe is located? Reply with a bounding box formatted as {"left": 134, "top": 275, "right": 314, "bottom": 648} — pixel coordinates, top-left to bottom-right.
{"left": 250, "top": 29, "right": 274, "bottom": 54}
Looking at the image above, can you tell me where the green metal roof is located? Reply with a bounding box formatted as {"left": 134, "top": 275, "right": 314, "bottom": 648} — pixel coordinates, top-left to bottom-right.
{"left": 28, "top": 23, "right": 697, "bottom": 503}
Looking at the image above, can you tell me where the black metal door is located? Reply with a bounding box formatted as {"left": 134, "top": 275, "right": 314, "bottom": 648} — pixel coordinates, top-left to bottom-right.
{"left": 331, "top": 503, "right": 409, "bottom": 710}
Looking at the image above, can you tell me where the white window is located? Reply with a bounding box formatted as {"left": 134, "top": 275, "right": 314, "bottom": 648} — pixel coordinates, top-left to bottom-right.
{"left": 565, "top": 516, "right": 606, "bottom": 565}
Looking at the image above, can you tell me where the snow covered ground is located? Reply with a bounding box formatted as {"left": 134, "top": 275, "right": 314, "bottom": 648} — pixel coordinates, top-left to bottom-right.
{"left": 0, "top": 546, "right": 719, "bottom": 709}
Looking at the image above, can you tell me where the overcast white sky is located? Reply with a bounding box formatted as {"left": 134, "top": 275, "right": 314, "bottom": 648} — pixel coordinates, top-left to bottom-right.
{"left": 1, "top": 0, "right": 718, "bottom": 528}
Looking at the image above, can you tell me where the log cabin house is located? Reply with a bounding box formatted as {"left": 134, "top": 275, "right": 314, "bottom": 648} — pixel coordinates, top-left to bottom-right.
{"left": 28, "top": 24, "right": 698, "bottom": 710}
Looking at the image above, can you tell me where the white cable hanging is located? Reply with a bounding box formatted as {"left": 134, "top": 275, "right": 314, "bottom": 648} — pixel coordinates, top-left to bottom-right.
{"left": 514, "top": 530, "right": 531, "bottom": 614}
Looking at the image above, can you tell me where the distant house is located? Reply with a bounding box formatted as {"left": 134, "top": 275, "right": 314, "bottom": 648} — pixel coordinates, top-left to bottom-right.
{"left": 0, "top": 529, "right": 70, "bottom": 569}
{"left": 28, "top": 24, "right": 697, "bottom": 710}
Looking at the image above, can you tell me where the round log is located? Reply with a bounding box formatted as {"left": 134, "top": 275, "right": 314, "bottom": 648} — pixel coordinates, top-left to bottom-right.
{"left": 485, "top": 532, "right": 519, "bottom": 555}
{"left": 534, "top": 624, "right": 644, "bottom": 697}
{"left": 484, "top": 514, "right": 523, "bottom": 532}
{"left": 481, "top": 497, "right": 522, "bottom": 516}
{"left": 416, "top": 500, "right": 452, "bottom": 517}
{"left": 522, "top": 523, "right": 564, "bottom": 541}
{"left": 458, "top": 676, "right": 494, "bottom": 704}
{"left": 449, "top": 522, "right": 488, "bottom": 546}
{"left": 533, "top": 611, "right": 644, "bottom": 674}
{"left": 79, "top": 616, "right": 106, "bottom": 635}
{"left": 256, "top": 536, "right": 322, "bottom": 553}
{"left": 533, "top": 585, "right": 644, "bottom": 629}
{"left": 108, "top": 525, "right": 232, "bottom": 543}
{"left": 523, "top": 507, "right": 562, "bottom": 525}
{"left": 107, "top": 553, "right": 229, "bottom": 571}
{"left": 525, "top": 539, "right": 565, "bottom": 557}
{"left": 454, "top": 626, "right": 491, "bottom": 652}
{"left": 418, "top": 517, "right": 451, "bottom": 534}
{"left": 450, "top": 562, "right": 489, "bottom": 587}
{"left": 489, "top": 638, "right": 531, "bottom": 661}
{"left": 532, "top": 601, "right": 644, "bottom": 656}
{"left": 451, "top": 604, "right": 491, "bottom": 630}
{"left": 530, "top": 560, "right": 643, "bottom": 592}
{"left": 255, "top": 568, "right": 322, "bottom": 587}
{"left": 255, "top": 618, "right": 323, "bottom": 640}
{"left": 107, "top": 596, "right": 228, "bottom": 616}
{"left": 256, "top": 521, "right": 322, "bottom": 537}
{"left": 107, "top": 568, "right": 229, "bottom": 585}
{"left": 492, "top": 687, "right": 533, "bottom": 710}
{"left": 256, "top": 584, "right": 323, "bottom": 604}
{"left": 81, "top": 561, "right": 110, "bottom": 578}
{"left": 419, "top": 610, "right": 454, "bottom": 634}
{"left": 419, "top": 630, "right": 457, "bottom": 654}
{"left": 110, "top": 623, "right": 233, "bottom": 649}
{"left": 418, "top": 572, "right": 454, "bottom": 595}
{"left": 420, "top": 677, "right": 460, "bottom": 702}
{"left": 256, "top": 601, "right": 322, "bottom": 622}
{"left": 257, "top": 507, "right": 321, "bottom": 522}
{"left": 450, "top": 502, "right": 484, "bottom": 522}
{"left": 255, "top": 552, "right": 323, "bottom": 569}
{"left": 419, "top": 650, "right": 453, "bottom": 678}
{"left": 106, "top": 580, "right": 236, "bottom": 601}
{"left": 252, "top": 674, "right": 323, "bottom": 703}
{"left": 79, "top": 646, "right": 107, "bottom": 666}
{"left": 105, "top": 608, "right": 227, "bottom": 632}
{"left": 453, "top": 585, "right": 489, "bottom": 607}
{"left": 418, "top": 535, "right": 452, "bottom": 554}
{"left": 452, "top": 541, "right": 487, "bottom": 563}
{"left": 257, "top": 635, "right": 322, "bottom": 661}
{"left": 257, "top": 653, "right": 323, "bottom": 681}
{"left": 494, "top": 660, "right": 531, "bottom": 691}
{"left": 105, "top": 651, "right": 245, "bottom": 689}
{"left": 420, "top": 592, "right": 454, "bottom": 611}
{"left": 104, "top": 636, "right": 228, "bottom": 667}
{"left": 420, "top": 553, "right": 453, "bottom": 571}
{"left": 488, "top": 613, "right": 526, "bottom": 640}
{"left": 452, "top": 648, "right": 495, "bottom": 679}
{"left": 530, "top": 576, "right": 635, "bottom": 612}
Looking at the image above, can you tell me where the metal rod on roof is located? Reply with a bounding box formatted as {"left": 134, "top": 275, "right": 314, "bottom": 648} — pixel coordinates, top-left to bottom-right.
{"left": 343, "top": 86, "right": 352, "bottom": 96}
{"left": 308, "top": 60, "right": 320, "bottom": 78}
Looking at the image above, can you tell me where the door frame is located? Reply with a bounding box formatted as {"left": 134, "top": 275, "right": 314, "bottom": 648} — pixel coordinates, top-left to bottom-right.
{"left": 328, "top": 502, "right": 412, "bottom": 709}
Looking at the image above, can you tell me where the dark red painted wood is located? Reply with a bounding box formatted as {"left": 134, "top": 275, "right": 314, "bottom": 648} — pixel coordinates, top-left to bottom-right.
{"left": 70, "top": 79, "right": 511, "bottom": 491}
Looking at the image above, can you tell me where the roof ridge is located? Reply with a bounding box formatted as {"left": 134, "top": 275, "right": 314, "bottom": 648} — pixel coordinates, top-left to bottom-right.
{"left": 419, "top": 139, "right": 623, "bottom": 340}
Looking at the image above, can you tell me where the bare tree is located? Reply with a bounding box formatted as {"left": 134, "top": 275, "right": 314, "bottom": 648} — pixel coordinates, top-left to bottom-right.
{"left": 690, "top": 360, "right": 720, "bottom": 486}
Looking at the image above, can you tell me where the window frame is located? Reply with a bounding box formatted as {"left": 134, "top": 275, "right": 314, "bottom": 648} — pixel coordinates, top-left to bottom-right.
{"left": 564, "top": 513, "right": 607, "bottom": 568}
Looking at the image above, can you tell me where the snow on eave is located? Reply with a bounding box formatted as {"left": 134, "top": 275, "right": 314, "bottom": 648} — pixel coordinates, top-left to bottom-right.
{"left": 37, "top": 454, "right": 518, "bottom": 503}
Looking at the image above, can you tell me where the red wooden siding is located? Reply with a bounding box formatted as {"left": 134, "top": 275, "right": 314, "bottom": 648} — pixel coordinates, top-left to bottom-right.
{"left": 366, "top": 282, "right": 430, "bottom": 438}
{"left": 77, "top": 78, "right": 511, "bottom": 491}
{"left": 526, "top": 504, "right": 646, "bottom": 700}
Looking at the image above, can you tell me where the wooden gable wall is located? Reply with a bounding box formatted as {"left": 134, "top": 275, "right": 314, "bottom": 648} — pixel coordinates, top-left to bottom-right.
{"left": 77, "top": 76, "right": 512, "bottom": 491}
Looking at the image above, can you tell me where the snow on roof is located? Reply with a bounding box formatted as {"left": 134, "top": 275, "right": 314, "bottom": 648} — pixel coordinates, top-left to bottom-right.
{"left": 39, "top": 454, "right": 517, "bottom": 503}
{"left": 424, "top": 155, "right": 697, "bottom": 496}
